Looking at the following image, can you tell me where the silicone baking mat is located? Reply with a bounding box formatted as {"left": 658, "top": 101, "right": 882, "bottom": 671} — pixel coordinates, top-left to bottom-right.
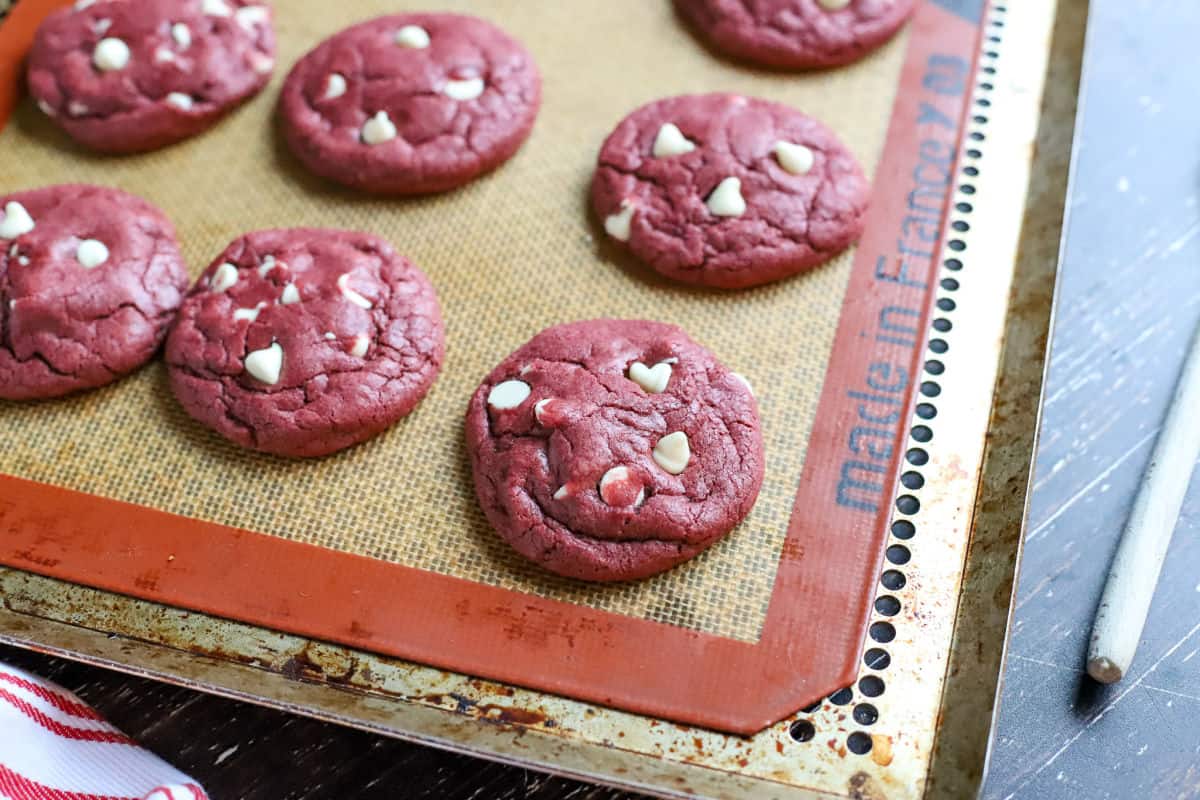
{"left": 1, "top": 0, "right": 991, "bottom": 734}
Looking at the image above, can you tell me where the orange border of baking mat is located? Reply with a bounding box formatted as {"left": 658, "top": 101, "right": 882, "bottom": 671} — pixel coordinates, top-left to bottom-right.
{"left": 0, "top": 0, "right": 984, "bottom": 735}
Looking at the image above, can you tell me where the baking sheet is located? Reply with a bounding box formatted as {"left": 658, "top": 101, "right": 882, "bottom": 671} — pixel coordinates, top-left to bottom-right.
{"left": 1, "top": 0, "right": 904, "bottom": 642}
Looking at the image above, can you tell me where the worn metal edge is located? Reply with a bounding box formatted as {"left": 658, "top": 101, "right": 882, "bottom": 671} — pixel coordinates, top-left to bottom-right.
{"left": 977, "top": 1, "right": 1098, "bottom": 793}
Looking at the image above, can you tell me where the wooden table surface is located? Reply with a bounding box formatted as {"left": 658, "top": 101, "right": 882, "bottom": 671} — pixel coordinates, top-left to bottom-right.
{"left": 980, "top": 1, "right": 1200, "bottom": 798}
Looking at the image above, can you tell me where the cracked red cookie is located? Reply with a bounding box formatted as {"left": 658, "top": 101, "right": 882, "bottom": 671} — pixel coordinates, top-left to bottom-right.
{"left": 675, "top": 0, "right": 915, "bottom": 69}
{"left": 166, "top": 228, "right": 444, "bottom": 457}
{"left": 465, "top": 319, "right": 764, "bottom": 582}
{"left": 591, "top": 93, "right": 869, "bottom": 289}
{"left": 27, "top": 0, "right": 276, "bottom": 154}
{"left": 0, "top": 184, "right": 187, "bottom": 400}
{"left": 279, "top": 13, "right": 542, "bottom": 194}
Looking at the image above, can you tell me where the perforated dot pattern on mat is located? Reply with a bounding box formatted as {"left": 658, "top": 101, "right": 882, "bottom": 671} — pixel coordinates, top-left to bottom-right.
{"left": 0, "top": 0, "right": 907, "bottom": 641}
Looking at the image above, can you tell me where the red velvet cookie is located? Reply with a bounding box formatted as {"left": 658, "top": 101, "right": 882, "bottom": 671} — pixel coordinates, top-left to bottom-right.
{"left": 0, "top": 184, "right": 187, "bottom": 400}
{"left": 591, "top": 93, "right": 869, "bottom": 289}
{"left": 675, "top": 0, "right": 915, "bottom": 69}
{"left": 279, "top": 13, "right": 541, "bottom": 194}
{"left": 27, "top": 0, "right": 275, "bottom": 153}
{"left": 465, "top": 319, "right": 764, "bottom": 582}
{"left": 166, "top": 229, "right": 444, "bottom": 457}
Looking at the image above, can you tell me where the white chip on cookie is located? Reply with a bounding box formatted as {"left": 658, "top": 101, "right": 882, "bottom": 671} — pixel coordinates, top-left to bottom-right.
{"left": 249, "top": 52, "right": 274, "bottom": 75}
{"left": 488, "top": 379, "right": 531, "bottom": 410}
{"left": 67, "top": 101, "right": 90, "bottom": 117}
{"left": 652, "top": 123, "right": 696, "bottom": 158}
{"left": 773, "top": 141, "right": 815, "bottom": 175}
{"left": 361, "top": 111, "right": 397, "bottom": 145}
{"left": 337, "top": 273, "right": 373, "bottom": 309}
{"left": 706, "top": 177, "right": 746, "bottom": 218}
{"left": 444, "top": 77, "right": 485, "bottom": 101}
{"left": 323, "top": 331, "right": 336, "bottom": 340}
{"left": 731, "top": 372, "right": 754, "bottom": 396}
{"left": 166, "top": 92, "right": 194, "bottom": 110}
{"left": 604, "top": 199, "right": 636, "bottom": 242}
{"left": 279, "top": 283, "right": 300, "bottom": 305}
{"left": 155, "top": 47, "right": 178, "bottom": 64}
{"left": 395, "top": 25, "right": 431, "bottom": 49}
{"left": 534, "top": 398, "right": 554, "bottom": 425}
{"left": 93, "top": 37, "right": 130, "bottom": 71}
{"left": 37, "top": 100, "right": 56, "bottom": 117}
{"left": 210, "top": 262, "right": 238, "bottom": 292}
{"left": 553, "top": 485, "right": 569, "bottom": 500}
{"left": 0, "top": 202, "right": 35, "bottom": 239}
{"left": 202, "top": 0, "right": 232, "bottom": 17}
{"left": 233, "top": 303, "right": 265, "bottom": 322}
{"left": 244, "top": 342, "right": 283, "bottom": 384}
{"left": 75, "top": 239, "right": 109, "bottom": 269}
{"left": 652, "top": 431, "right": 691, "bottom": 475}
{"left": 350, "top": 334, "right": 370, "bottom": 358}
{"left": 628, "top": 361, "right": 672, "bottom": 393}
{"left": 598, "top": 466, "right": 645, "bottom": 507}
{"left": 257, "top": 255, "right": 277, "bottom": 277}
{"left": 234, "top": 5, "right": 269, "bottom": 31}
{"left": 171, "top": 22, "right": 192, "bottom": 49}
{"left": 323, "top": 73, "right": 347, "bottom": 100}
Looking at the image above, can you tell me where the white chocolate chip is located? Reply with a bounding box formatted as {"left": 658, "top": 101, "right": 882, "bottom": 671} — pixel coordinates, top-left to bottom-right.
{"left": 706, "top": 176, "right": 746, "bottom": 218}
{"left": 350, "top": 334, "right": 369, "bottom": 358}
{"left": 210, "top": 262, "right": 238, "bottom": 292}
{"left": 75, "top": 0, "right": 95, "bottom": 9}
{"left": 628, "top": 361, "right": 672, "bottom": 394}
{"left": 652, "top": 123, "right": 696, "bottom": 158}
{"left": 604, "top": 200, "right": 636, "bottom": 242}
{"left": 166, "top": 92, "right": 193, "bottom": 109}
{"left": 773, "top": 141, "right": 815, "bottom": 175}
{"left": 279, "top": 283, "right": 300, "bottom": 305}
{"left": 534, "top": 398, "right": 553, "bottom": 424}
{"left": 323, "top": 73, "right": 347, "bottom": 100}
{"left": 598, "top": 466, "right": 645, "bottom": 507}
{"left": 732, "top": 372, "right": 754, "bottom": 396}
{"left": 553, "top": 485, "right": 569, "bottom": 500}
{"left": 0, "top": 202, "right": 35, "bottom": 239}
{"left": 323, "top": 331, "right": 336, "bottom": 340}
{"left": 244, "top": 342, "right": 283, "bottom": 384}
{"left": 202, "top": 0, "right": 232, "bottom": 17}
{"left": 93, "top": 37, "right": 130, "bottom": 71}
{"left": 336, "top": 273, "right": 373, "bottom": 308}
{"left": 234, "top": 5, "right": 269, "bottom": 31}
{"left": 395, "top": 25, "right": 431, "bottom": 49}
{"left": 652, "top": 431, "right": 691, "bottom": 475}
{"left": 361, "top": 111, "right": 397, "bottom": 145}
{"left": 17, "top": 256, "right": 29, "bottom": 266}
{"left": 155, "top": 47, "right": 178, "bottom": 64}
{"left": 443, "top": 77, "right": 484, "bottom": 101}
{"left": 249, "top": 52, "right": 274, "bottom": 74}
{"left": 92, "top": 18, "right": 111, "bottom": 34}
{"left": 233, "top": 303, "right": 265, "bottom": 322}
{"left": 487, "top": 380, "right": 531, "bottom": 411}
{"left": 37, "top": 100, "right": 56, "bottom": 117}
{"left": 818, "top": 0, "right": 852, "bottom": 8}
{"left": 257, "top": 255, "right": 277, "bottom": 277}
{"left": 67, "top": 101, "right": 90, "bottom": 117}
{"left": 171, "top": 22, "right": 192, "bottom": 49}
{"left": 75, "top": 239, "right": 109, "bottom": 269}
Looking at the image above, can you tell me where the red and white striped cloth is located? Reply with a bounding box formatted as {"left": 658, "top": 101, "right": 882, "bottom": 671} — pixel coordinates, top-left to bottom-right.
{"left": 0, "top": 662, "right": 209, "bottom": 800}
